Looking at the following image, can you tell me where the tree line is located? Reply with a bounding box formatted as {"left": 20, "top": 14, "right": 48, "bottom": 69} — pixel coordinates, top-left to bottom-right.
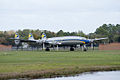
{"left": 0, "top": 24, "right": 120, "bottom": 45}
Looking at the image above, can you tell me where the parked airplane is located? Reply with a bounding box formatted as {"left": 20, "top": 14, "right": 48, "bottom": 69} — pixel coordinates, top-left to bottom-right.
{"left": 43, "top": 34, "right": 107, "bottom": 51}
{"left": 11, "top": 33, "right": 107, "bottom": 51}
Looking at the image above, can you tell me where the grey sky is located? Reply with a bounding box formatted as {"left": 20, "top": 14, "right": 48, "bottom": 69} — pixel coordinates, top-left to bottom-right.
{"left": 0, "top": 0, "right": 120, "bottom": 34}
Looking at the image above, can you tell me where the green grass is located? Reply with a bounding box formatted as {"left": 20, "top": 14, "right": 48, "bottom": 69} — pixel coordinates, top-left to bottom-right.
{"left": 0, "top": 50, "right": 120, "bottom": 74}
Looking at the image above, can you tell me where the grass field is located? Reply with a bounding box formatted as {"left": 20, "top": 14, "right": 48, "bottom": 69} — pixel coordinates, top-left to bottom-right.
{"left": 0, "top": 50, "right": 120, "bottom": 79}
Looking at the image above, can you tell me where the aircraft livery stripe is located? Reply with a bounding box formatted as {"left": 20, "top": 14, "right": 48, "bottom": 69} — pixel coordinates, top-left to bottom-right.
{"left": 47, "top": 39, "right": 90, "bottom": 43}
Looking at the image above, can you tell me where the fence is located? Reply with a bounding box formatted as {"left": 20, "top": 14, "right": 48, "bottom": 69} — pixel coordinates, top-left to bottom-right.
{"left": 0, "top": 45, "right": 12, "bottom": 51}
{"left": 99, "top": 43, "right": 120, "bottom": 50}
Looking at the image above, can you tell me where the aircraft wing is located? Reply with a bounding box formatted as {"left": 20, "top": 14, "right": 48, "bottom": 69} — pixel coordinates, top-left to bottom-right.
{"left": 20, "top": 39, "right": 37, "bottom": 42}
{"left": 94, "top": 37, "right": 108, "bottom": 40}
{"left": 9, "top": 38, "right": 37, "bottom": 42}
{"left": 89, "top": 37, "right": 108, "bottom": 42}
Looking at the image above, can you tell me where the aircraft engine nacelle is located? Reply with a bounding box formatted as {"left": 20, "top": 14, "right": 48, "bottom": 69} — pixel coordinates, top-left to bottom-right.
{"left": 15, "top": 40, "right": 20, "bottom": 45}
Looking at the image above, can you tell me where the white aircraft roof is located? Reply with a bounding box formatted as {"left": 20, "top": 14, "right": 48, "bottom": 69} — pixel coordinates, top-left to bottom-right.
{"left": 46, "top": 36, "right": 86, "bottom": 41}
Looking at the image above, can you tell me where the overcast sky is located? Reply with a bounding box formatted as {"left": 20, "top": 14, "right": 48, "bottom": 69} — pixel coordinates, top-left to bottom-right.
{"left": 0, "top": 0, "right": 120, "bottom": 34}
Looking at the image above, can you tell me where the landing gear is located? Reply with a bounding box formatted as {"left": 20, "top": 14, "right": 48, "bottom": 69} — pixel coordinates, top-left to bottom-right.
{"left": 83, "top": 48, "right": 87, "bottom": 51}
{"left": 70, "top": 47, "right": 74, "bottom": 51}
{"left": 45, "top": 47, "right": 50, "bottom": 51}
{"left": 83, "top": 44, "right": 87, "bottom": 51}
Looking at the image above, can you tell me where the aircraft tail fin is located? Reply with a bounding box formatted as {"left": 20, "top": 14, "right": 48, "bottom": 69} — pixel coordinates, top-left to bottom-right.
{"left": 28, "top": 33, "right": 35, "bottom": 40}
{"left": 41, "top": 33, "right": 47, "bottom": 40}
{"left": 14, "top": 33, "right": 20, "bottom": 45}
{"left": 15, "top": 33, "right": 19, "bottom": 39}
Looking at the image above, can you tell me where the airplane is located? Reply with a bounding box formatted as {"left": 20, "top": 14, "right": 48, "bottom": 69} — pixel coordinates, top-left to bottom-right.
{"left": 10, "top": 33, "right": 107, "bottom": 51}
{"left": 43, "top": 34, "right": 107, "bottom": 51}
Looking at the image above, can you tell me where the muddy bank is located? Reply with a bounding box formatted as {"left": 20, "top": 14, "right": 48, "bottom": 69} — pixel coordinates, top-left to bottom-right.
{"left": 0, "top": 66, "right": 120, "bottom": 80}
